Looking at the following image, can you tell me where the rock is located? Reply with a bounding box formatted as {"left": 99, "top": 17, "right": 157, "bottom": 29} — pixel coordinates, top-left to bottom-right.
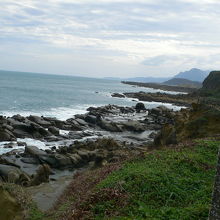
{"left": 85, "top": 114, "right": 97, "bottom": 124}
{"left": 149, "top": 132, "right": 157, "bottom": 139}
{"left": 25, "top": 146, "right": 47, "bottom": 157}
{"left": 0, "top": 130, "right": 15, "bottom": 141}
{"left": 54, "top": 154, "right": 73, "bottom": 167}
{"left": 48, "top": 126, "right": 59, "bottom": 135}
{"left": 30, "top": 164, "right": 51, "bottom": 186}
{"left": 0, "top": 164, "right": 30, "bottom": 186}
{"left": 154, "top": 125, "right": 177, "bottom": 146}
{"left": 27, "top": 115, "right": 51, "bottom": 128}
{"left": 150, "top": 107, "right": 162, "bottom": 116}
{"left": 135, "top": 102, "right": 146, "bottom": 112}
{"left": 122, "top": 121, "right": 145, "bottom": 132}
{"left": 111, "top": 93, "right": 125, "bottom": 98}
{"left": 98, "top": 120, "right": 122, "bottom": 132}
{"left": 75, "top": 118, "right": 88, "bottom": 127}
{"left": 68, "top": 153, "right": 82, "bottom": 167}
{"left": 17, "top": 142, "right": 27, "bottom": 147}
{"left": 21, "top": 157, "right": 39, "bottom": 165}
{"left": 38, "top": 154, "right": 73, "bottom": 168}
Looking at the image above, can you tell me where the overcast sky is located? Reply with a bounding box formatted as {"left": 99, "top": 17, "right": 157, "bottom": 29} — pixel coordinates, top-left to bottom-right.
{"left": 0, "top": 0, "right": 220, "bottom": 77}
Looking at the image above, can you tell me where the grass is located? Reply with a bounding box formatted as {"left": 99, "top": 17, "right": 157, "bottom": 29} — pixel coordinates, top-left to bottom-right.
{"left": 86, "top": 140, "right": 219, "bottom": 219}
{"left": 35, "top": 140, "right": 219, "bottom": 219}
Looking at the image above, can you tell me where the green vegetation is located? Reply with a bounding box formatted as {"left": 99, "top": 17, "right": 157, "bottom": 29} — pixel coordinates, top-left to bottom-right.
{"left": 85, "top": 140, "right": 219, "bottom": 219}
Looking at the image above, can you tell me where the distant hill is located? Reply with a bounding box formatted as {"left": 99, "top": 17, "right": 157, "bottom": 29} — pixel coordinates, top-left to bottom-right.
{"left": 174, "top": 68, "right": 210, "bottom": 82}
{"left": 202, "top": 71, "right": 220, "bottom": 91}
{"left": 199, "top": 71, "right": 220, "bottom": 106}
{"left": 163, "top": 78, "right": 202, "bottom": 88}
{"left": 104, "top": 68, "right": 210, "bottom": 83}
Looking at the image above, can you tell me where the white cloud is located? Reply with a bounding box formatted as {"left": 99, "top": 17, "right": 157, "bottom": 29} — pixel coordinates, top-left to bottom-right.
{"left": 0, "top": 0, "right": 220, "bottom": 77}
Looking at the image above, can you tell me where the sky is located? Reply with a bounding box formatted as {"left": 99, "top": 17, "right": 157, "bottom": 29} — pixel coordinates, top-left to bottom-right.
{"left": 0, "top": 0, "right": 220, "bottom": 78}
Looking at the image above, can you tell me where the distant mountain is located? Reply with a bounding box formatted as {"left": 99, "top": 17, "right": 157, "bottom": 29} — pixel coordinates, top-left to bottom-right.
{"left": 174, "top": 68, "right": 210, "bottom": 82}
{"left": 104, "top": 68, "right": 210, "bottom": 83}
{"left": 163, "top": 78, "right": 202, "bottom": 88}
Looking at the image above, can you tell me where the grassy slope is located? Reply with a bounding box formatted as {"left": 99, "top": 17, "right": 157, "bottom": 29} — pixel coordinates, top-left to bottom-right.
{"left": 42, "top": 140, "right": 219, "bottom": 220}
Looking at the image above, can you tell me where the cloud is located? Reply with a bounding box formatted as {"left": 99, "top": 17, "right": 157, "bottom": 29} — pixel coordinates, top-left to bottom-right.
{"left": 0, "top": 0, "right": 220, "bottom": 77}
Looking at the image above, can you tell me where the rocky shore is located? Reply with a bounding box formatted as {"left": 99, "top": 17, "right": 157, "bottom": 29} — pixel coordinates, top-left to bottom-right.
{"left": 112, "top": 91, "right": 197, "bottom": 107}
{"left": 122, "top": 81, "right": 198, "bottom": 93}
{"left": 0, "top": 103, "right": 177, "bottom": 190}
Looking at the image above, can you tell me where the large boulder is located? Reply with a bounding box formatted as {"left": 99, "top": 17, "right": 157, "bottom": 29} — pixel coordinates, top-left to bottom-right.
{"left": 0, "top": 165, "right": 30, "bottom": 186}
{"left": 25, "top": 146, "right": 47, "bottom": 157}
{"left": 27, "top": 115, "right": 51, "bottom": 128}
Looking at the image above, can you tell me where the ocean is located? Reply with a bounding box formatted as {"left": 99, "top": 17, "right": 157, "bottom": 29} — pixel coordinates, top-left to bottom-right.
{"left": 0, "top": 70, "right": 181, "bottom": 120}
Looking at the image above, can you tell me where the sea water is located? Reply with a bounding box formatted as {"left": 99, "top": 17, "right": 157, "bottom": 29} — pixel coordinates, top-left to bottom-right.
{"left": 0, "top": 70, "right": 182, "bottom": 120}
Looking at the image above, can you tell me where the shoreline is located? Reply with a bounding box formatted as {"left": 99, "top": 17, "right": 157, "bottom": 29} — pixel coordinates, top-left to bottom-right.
{"left": 122, "top": 81, "right": 199, "bottom": 93}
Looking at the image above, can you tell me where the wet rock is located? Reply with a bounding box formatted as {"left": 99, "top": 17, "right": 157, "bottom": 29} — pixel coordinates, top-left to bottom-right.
{"left": 48, "top": 126, "right": 59, "bottom": 135}
{"left": 85, "top": 114, "right": 97, "bottom": 124}
{"left": 111, "top": 93, "right": 125, "bottom": 98}
{"left": 135, "top": 102, "right": 146, "bottom": 113}
{"left": 75, "top": 118, "right": 88, "bottom": 127}
{"left": 25, "top": 146, "right": 47, "bottom": 157}
{"left": 27, "top": 115, "right": 51, "bottom": 128}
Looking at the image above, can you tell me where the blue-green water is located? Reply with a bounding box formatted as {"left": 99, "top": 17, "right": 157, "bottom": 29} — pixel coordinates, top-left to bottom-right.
{"left": 0, "top": 70, "right": 181, "bottom": 120}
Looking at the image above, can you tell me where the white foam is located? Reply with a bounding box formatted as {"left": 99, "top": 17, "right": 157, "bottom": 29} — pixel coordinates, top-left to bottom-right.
{"left": 0, "top": 105, "right": 92, "bottom": 121}
{"left": 0, "top": 141, "right": 24, "bottom": 154}
{"left": 17, "top": 138, "right": 47, "bottom": 150}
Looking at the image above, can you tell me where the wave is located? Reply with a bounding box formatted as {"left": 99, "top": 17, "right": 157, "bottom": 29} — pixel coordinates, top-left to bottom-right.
{"left": 0, "top": 104, "right": 98, "bottom": 121}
